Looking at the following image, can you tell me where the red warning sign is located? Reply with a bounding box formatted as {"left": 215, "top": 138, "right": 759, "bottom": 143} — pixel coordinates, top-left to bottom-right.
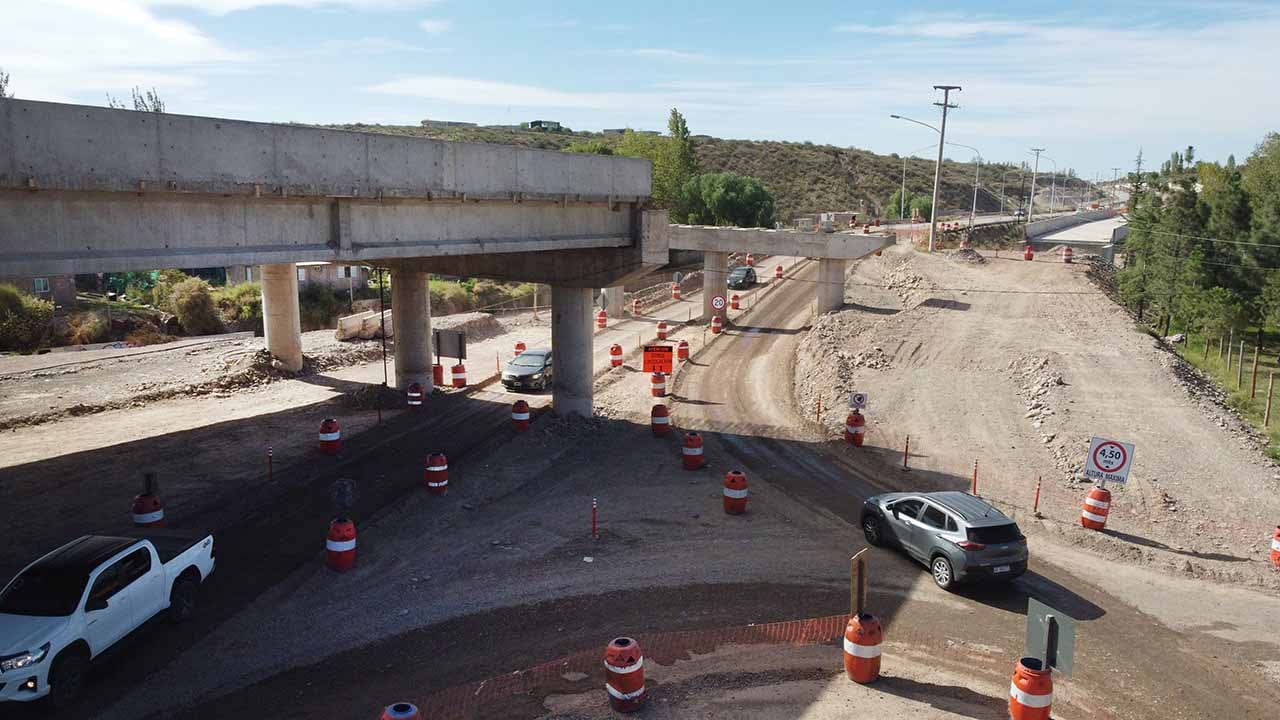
{"left": 643, "top": 344, "right": 673, "bottom": 374}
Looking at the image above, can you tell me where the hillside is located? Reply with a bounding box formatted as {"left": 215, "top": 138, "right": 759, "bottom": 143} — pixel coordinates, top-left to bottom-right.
{"left": 327, "top": 122, "right": 1078, "bottom": 222}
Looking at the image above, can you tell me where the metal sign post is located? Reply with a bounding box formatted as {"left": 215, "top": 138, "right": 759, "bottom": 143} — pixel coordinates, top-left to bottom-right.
{"left": 850, "top": 549, "right": 868, "bottom": 616}
{"left": 1025, "top": 597, "right": 1076, "bottom": 676}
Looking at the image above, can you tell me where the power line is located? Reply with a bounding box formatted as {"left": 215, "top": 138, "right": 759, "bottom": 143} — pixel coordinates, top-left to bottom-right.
{"left": 1124, "top": 221, "right": 1280, "bottom": 250}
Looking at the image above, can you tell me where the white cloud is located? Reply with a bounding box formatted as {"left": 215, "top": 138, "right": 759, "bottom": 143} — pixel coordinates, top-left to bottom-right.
{"left": 367, "top": 76, "right": 638, "bottom": 109}
{"left": 138, "top": 0, "right": 438, "bottom": 15}
{"left": 630, "top": 48, "right": 710, "bottom": 62}
{"left": 834, "top": 19, "right": 1034, "bottom": 38}
{"left": 418, "top": 18, "right": 452, "bottom": 34}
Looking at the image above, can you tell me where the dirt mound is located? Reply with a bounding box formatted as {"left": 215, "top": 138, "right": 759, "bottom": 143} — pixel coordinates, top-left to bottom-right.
{"left": 340, "top": 382, "right": 406, "bottom": 410}
{"left": 793, "top": 310, "right": 874, "bottom": 433}
{"left": 945, "top": 248, "right": 987, "bottom": 264}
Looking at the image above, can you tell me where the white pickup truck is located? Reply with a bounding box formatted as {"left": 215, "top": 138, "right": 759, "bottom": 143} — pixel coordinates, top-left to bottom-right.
{"left": 0, "top": 531, "right": 216, "bottom": 708}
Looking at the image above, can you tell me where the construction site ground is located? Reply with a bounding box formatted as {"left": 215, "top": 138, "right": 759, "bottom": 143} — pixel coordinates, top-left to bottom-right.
{"left": 3, "top": 229, "right": 1279, "bottom": 719}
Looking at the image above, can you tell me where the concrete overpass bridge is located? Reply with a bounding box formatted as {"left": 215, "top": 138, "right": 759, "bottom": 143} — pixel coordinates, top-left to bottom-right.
{"left": 0, "top": 99, "right": 890, "bottom": 416}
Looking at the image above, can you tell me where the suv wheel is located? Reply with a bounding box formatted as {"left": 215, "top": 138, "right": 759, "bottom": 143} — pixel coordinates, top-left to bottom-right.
{"left": 931, "top": 555, "right": 955, "bottom": 590}
{"left": 862, "top": 515, "right": 884, "bottom": 547}
{"left": 48, "top": 649, "right": 89, "bottom": 709}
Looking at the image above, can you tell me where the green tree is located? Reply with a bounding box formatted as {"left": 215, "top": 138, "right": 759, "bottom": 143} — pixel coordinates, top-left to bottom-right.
{"left": 616, "top": 130, "right": 681, "bottom": 211}
{"left": 908, "top": 195, "right": 932, "bottom": 221}
{"left": 679, "top": 172, "right": 776, "bottom": 228}
{"left": 169, "top": 277, "right": 222, "bottom": 335}
{"left": 887, "top": 188, "right": 922, "bottom": 219}
{"left": 0, "top": 283, "right": 53, "bottom": 352}
{"left": 668, "top": 108, "right": 697, "bottom": 181}
{"left": 564, "top": 140, "right": 614, "bottom": 155}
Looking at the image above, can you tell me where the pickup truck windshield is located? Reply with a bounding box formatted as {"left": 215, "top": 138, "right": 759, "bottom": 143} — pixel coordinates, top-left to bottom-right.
{"left": 0, "top": 567, "right": 87, "bottom": 616}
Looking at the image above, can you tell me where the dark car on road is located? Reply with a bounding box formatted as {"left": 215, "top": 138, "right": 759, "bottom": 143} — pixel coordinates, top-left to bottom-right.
{"left": 501, "top": 348, "right": 553, "bottom": 391}
{"left": 727, "top": 265, "right": 756, "bottom": 290}
{"left": 859, "top": 491, "right": 1027, "bottom": 590}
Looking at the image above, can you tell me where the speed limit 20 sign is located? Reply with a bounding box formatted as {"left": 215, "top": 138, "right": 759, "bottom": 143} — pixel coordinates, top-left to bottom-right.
{"left": 1082, "top": 436, "right": 1135, "bottom": 485}
{"left": 711, "top": 295, "right": 726, "bottom": 310}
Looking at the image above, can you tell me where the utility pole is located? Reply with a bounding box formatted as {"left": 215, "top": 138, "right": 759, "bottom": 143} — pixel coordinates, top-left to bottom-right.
{"left": 928, "top": 85, "right": 961, "bottom": 252}
{"left": 900, "top": 157, "right": 907, "bottom": 219}
{"left": 1028, "top": 148, "right": 1045, "bottom": 223}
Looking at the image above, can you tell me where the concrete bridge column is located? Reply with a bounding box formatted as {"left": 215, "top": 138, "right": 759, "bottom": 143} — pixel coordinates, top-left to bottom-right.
{"left": 259, "top": 263, "right": 303, "bottom": 372}
{"left": 602, "top": 286, "right": 625, "bottom": 318}
{"left": 391, "top": 268, "right": 433, "bottom": 391}
{"left": 702, "top": 251, "right": 729, "bottom": 322}
{"left": 551, "top": 285, "right": 593, "bottom": 418}
{"left": 815, "top": 258, "right": 846, "bottom": 314}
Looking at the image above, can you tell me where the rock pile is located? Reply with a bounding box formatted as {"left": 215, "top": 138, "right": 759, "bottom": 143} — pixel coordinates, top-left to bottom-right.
{"left": 945, "top": 248, "right": 987, "bottom": 265}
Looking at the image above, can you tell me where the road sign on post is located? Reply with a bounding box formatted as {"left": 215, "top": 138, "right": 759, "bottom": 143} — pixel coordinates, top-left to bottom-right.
{"left": 849, "top": 392, "right": 868, "bottom": 409}
{"left": 711, "top": 295, "right": 726, "bottom": 311}
{"left": 642, "top": 344, "right": 673, "bottom": 374}
{"left": 1025, "top": 597, "right": 1076, "bottom": 676}
{"left": 1082, "top": 436, "right": 1135, "bottom": 486}
{"left": 433, "top": 329, "right": 466, "bottom": 361}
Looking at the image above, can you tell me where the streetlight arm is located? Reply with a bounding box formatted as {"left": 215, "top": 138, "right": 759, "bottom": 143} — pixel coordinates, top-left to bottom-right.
{"left": 889, "top": 114, "right": 941, "bottom": 134}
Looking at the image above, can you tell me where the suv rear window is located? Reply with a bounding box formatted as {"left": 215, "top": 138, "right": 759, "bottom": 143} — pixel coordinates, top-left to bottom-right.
{"left": 967, "top": 523, "right": 1021, "bottom": 544}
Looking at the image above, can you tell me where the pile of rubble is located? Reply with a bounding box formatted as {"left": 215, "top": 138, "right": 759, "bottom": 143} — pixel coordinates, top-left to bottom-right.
{"left": 626, "top": 271, "right": 703, "bottom": 315}
{"left": 1009, "top": 355, "right": 1085, "bottom": 480}
{"left": 882, "top": 260, "right": 931, "bottom": 306}
{"left": 793, "top": 311, "right": 874, "bottom": 433}
{"left": 945, "top": 247, "right": 987, "bottom": 265}
{"left": 1156, "top": 342, "right": 1273, "bottom": 455}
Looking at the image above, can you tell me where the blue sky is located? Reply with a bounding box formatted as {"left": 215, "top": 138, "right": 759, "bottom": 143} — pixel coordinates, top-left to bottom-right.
{"left": 6, "top": 0, "right": 1280, "bottom": 181}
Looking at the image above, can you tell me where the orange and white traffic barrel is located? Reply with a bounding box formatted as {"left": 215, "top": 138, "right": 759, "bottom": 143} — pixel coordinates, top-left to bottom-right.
{"left": 432, "top": 363, "right": 444, "bottom": 386}
{"left": 603, "top": 636, "right": 646, "bottom": 712}
{"left": 131, "top": 493, "right": 165, "bottom": 528}
{"left": 656, "top": 321, "right": 668, "bottom": 340}
{"left": 843, "top": 613, "right": 882, "bottom": 684}
{"left": 682, "top": 432, "right": 705, "bottom": 470}
{"left": 1063, "top": 246, "right": 1074, "bottom": 264}
{"left": 677, "top": 340, "right": 690, "bottom": 361}
{"left": 512, "top": 400, "right": 530, "bottom": 432}
{"left": 596, "top": 309, "right": 608, "bottom": 329}
{"left": 513, "top": 341, "right": 526, "bottom": 357}
{"left": 379, "top": 702, "right": 421, "bottom": 720}
{"left": 1270, "top": 526, "right": 1280, "bottom": 568}
{"left": 671, "top": 282, "right": 681, "bottom": 300}
{"left": 406, "top": 382, "right": 424, "bottom": 408}
{"left": 318, "top": 417, "right": 342, "bottom": 455}
{"left": 1080, "top": 486, "right": 1111, "bottom": 530}
{"left": 844, "top": 410, "right": 866, "bottom": 447}
{"left": 650, "top": 372, "right": 666, "bottom": 398}
{"left": 451, "top": 363, "right": 467, "bottom": 388}
{"left": 745, "top": 253, "right": 755, "bottom": 266}
{"left": 1009, "top": 657, "right": 1053, "bottom": 719}
{"left": 325, "top": 517, "right": 357, "bottom": 572}
{"left": 710, "top": 315, "right": 724, "bottom": 334}
{"left": 774, "top": 264, "right": 783, "bottom": 280}
{"left": 1024, "top": 245, "right": 1034, "bottom": 261}
{"left": 610, "top": 344, "right": 623, "bottom": 367}
{"left": 730, "top": 294, "right": 740, "bottom": 310}
{"left": 631, "top": 299, "right": 640, "bottom": 316}
{"left": 722, "top": 470, "right": 748, "bottom": 514}
{"left": 424, "top": 452, "right": 449, "bottom": 494}
{"left": 650, "top": 404, "right": 670, "bottom": 437}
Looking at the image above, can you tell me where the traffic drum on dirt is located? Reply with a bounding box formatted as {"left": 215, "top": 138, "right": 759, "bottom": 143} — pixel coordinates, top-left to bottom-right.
{"left": 325, "top": 517, "right": 356, "bottom": 572}
{"left": 511, "top": 400, "right": 530, "bottom": 432}
{"left": 677, "top": 340, "right": 690, "bottom": 361}
{"left": 722, "top": 470, "right": 748, "bottom": 514}
{"left": 318, "top": 417, "right": 342, "bottom": 455}
{"left": 650, "top": 404, "right": 670, "bottom": 437}
{"left": 604, "top": 636, "right": 646, "bottom": 712}
{"left": 682, "top": 432, "right": 705, "bottom": 470}
{"left": 1024, "top": 245, "right": 1034, "bottom": 261}
{"left": 131, "top": 493, "right": 165, "bottom": 528}
{"left": 774, "top": 264, "right": 784, "bottom": 280}
{"left": 710, "top": 315, "right": 724, "bottom": 334}
{"left": 671, "top": 282, "right": 681, "bottom": 300}
{"left": 1009, "top": 657, "right": 1053, "bottom": 719}
{"left": 844, "top": 410, "right": 866, "bottom": 447}
{"left": 843, "top": 613, "right": 882, "bottom": 683}
{"left": 730, "top": 294, "right": 740, "bottom": 310}
{"left": 406, "top": 382, "right": 424, "bottom": 408}
{"left": 432, "top": 363, "right": 444, "bottom": 386}
{"left": 596, "top": 309, "right": 608, "bottom": 329}
{"left": 424, "top": 452, "right": 449, "bottom": 494}
{"left": 1080, "top": 486, "right": 1111, "bottom": 530}
{"left": 1270, "top": 526, "right": 1280, "bottom": 568}
{"left": 513, "top": 341, "right": 526, "bottom": 357}
{"left": 451, "top": 363, "right": 467, "bottom": 388}
{"left": 657, "top": 321, "right": 668, "bottom": 340}
{"left": 610, "top": 344, "right": 624, "bottom": 367}
{"left": 1063, "top": 246, "right": 1074, "bottom": 264}
{"left": 650, "top": 371, "right": 666, "bottom": 397}
{"left": 745, "top": 253, "right": 755, "bottom": 266}
{"left": 379, "top": 702, "right": 421, "bottom": 720}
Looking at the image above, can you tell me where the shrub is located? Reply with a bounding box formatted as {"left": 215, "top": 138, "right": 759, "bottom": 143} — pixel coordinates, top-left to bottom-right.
{"left": 212, "top": 281, "right": 263, "bottom": 329}
{"left": 0, "top": 283, "right": 54, "bottom": 352}
{"left": 169, "top": 277, "right": 223, "bottom": 335}
{"left": 150, "top": 269, "right": 189, "bottom": 311}
{"left": 298, "top": 283, "right": 341, "bottom": 330}
{"left": 429, "top": 280, "right": 471, "bottom": 315}
{"left": 66, "top": 312, "right": 109, "bottom": 345}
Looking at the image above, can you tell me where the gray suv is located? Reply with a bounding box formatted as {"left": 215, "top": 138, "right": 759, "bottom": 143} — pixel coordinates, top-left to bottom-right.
{"left": 860, "top": 491, "right": 1027, "bottom": 590}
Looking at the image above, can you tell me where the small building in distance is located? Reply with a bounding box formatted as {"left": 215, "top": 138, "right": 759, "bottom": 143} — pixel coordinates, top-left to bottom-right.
{"left": 528, "top": 120, "right": 562, "bottom": 131}
{"left": 0, "top": 274, "right": 76, "bottom": 306}
{"left": 224, "top": 263, "right": 369, "bottom": 290}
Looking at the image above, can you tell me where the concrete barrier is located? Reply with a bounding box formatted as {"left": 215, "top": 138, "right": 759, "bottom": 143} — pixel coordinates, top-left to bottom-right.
{"left": 1026, "top": 209, "right": 1115, "bottom": 239}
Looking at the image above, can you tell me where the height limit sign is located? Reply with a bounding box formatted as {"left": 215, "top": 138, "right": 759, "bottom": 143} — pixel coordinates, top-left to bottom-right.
{"left": 1082, "top": 436, "right": 1135, "bottom": 485}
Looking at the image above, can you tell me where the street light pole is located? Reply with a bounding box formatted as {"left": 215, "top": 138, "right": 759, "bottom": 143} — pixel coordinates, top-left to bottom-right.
{"left": 1042, "top": 156, "right": 1058, "bottom": 214}
{"left": 927, "top": 86, "right": 961, "bottom": 252}
{"left": 1028, "top": 148, "right": 1045, "bottom": 224}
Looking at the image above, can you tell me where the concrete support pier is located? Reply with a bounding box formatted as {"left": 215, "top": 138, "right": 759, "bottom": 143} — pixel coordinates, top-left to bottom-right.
{"left": 702, "top": 251, "right": 729, "bottom": 322}
{"left": 391, "top": 268, "right": 433, "bottom": 391}
{"left": 815, "top": 258, "right": 846, "bottom": 314}
{"left": 551, "top": 286, "right": 593, "bottom": 418}
{"left": 602, "top": 285, "right": 625, "bottom": 318}
{"left": 259, "top": 263, "right": 303, "bottom": 372}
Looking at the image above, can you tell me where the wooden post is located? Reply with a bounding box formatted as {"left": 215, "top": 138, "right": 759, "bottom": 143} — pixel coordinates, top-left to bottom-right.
{"left": 1218, "top": 336, "right": 1224, "bottom": 360}
{"left": 1251, "top": 344, "right": 1261, "bottom": 398}
{"left": 1203, "top": 335, "right": 1210, "bottom": 362}
{"left": 1267, "top": 372, "right": 1275, "bottom": 427}
{"left": 850, "top": 549, "right": 868, "bottom": 617}
{"left": 1227, "top": 335, "right": 1233, "bottom": 371}
{"left": 1238, "top": 341, "right": 1245, "bottom": 388}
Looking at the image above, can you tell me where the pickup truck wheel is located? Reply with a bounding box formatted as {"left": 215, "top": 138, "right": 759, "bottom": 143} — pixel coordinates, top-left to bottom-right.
{"left": 48, "top": 649, "right": 88, "bottom": 709}
{"left": 168, "top": 574, "right": 199, "bottom": 623}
